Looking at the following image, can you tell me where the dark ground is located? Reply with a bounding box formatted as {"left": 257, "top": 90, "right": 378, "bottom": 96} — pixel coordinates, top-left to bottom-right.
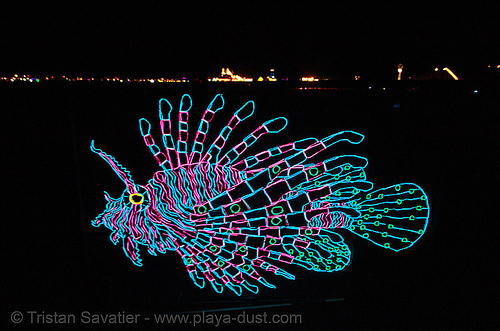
{"left": 2, "top": 80, "right": 498, "bottom": 329}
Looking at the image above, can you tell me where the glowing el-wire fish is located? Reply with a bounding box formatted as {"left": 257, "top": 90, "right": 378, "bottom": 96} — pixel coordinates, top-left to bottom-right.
{"left": 91, "top": 94, "right": 429, "bottom": 295}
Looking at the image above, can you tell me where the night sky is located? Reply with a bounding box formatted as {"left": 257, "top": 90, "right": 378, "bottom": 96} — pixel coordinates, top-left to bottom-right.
{"left": 1, "top": 2, "right": 498, "bottom": 79}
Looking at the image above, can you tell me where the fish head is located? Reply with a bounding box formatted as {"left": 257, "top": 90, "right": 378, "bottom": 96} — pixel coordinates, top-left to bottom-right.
{"left": 91, "top": 142, "right": 178, "bottom": 266}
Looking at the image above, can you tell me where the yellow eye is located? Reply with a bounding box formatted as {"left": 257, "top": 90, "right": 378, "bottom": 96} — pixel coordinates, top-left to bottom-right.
{"left": 129, "top": 193, "right": 144, "bottom": 205}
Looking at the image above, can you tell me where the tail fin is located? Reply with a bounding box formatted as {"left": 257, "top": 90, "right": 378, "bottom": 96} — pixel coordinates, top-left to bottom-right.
{"left": 347, "top": 183, "right": 429, "bottom": 251}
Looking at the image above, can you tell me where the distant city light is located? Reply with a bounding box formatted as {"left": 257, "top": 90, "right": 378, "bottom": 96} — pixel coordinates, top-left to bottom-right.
{"left": 1, "top": 65, "right": 472, "bottom": 84}
{"left": 267, "top": 68, "right": 277, "bottom": 81}
{"left": 442, "top": 67, "right": 459, "bottom": 80}
{"left": 397, "top": 64, "right": 403, "bottom": 80}
{"left": 0, "top": 74, "right": 190, "bottom": 83}
{"left": 209, "top": 68, "right": 253, "bottom": 82}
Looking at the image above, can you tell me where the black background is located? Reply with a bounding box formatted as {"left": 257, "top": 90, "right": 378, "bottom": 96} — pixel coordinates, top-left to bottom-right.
{"left": 2, "top": 2, "right": 499, "bottom": 329}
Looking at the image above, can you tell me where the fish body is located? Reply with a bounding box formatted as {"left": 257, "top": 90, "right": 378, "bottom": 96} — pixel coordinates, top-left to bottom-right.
{"left": 91, "top": 94, "right": 429, "bottom": 295}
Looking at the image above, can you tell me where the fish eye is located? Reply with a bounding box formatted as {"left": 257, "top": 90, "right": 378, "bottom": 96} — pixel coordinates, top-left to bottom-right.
{"left": 129, "top": 193, "right": 144, "bottom": 205}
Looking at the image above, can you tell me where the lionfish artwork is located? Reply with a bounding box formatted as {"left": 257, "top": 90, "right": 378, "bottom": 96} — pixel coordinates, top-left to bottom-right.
{"left": 91, "top": 94, "right": 429, "bottom": 295}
